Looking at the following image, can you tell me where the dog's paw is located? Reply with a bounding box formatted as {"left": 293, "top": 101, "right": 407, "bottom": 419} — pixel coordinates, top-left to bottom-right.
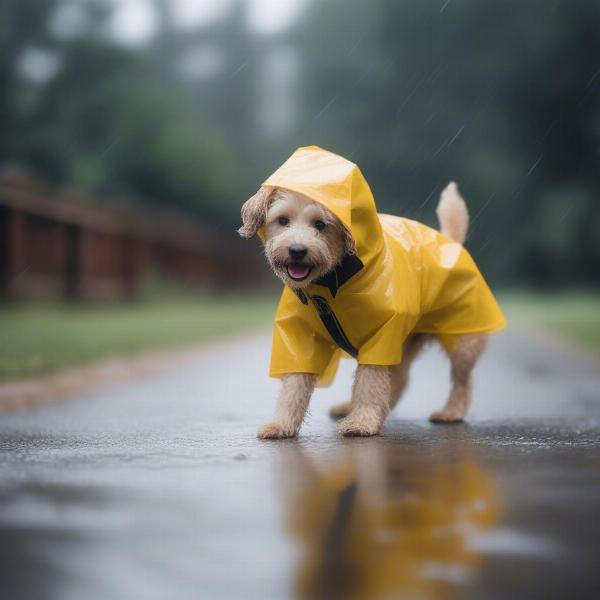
{"left": 257, "top": 421, "right": 297, "bottom": 440}
{"left": 336, "top": 414, "right": 381, "bottom": 437}
{"left": 429, "top": 409, "right": 465, "bottom": 424}
{"left": 329, "top": 401, "right": 353, "bottom": 420}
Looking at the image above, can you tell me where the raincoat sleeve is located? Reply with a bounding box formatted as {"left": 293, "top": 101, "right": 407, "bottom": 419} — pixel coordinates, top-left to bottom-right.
{"left": 269, "top": 287, "right": 341, "bottom": 386}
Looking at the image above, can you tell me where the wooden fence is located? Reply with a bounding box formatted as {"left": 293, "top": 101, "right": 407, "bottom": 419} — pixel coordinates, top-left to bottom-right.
{"left": 0, "top": 170, "right": 263, "bottom": 300}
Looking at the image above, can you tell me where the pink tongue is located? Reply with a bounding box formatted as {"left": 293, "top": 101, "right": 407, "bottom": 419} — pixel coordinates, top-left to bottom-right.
{"left": 287, "top": 263, "right": 310, "bottom": 279}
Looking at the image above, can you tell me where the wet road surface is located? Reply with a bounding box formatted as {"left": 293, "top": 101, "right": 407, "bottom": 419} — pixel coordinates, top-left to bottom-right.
{"left": 0, "top": 329, "right": 599, "bottom": 599}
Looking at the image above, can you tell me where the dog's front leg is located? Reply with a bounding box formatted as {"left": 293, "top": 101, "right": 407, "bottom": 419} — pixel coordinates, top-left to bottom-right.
{"left": 337, "top": 365, "right": 391, "bottom": 437}
{"left": 258, "top": 373, "right": 316, "bottom": 439}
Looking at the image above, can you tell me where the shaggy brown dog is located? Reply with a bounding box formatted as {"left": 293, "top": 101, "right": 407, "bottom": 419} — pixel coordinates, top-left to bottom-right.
{"left": 239, "top": 184, "right": 488, "bottom": 439}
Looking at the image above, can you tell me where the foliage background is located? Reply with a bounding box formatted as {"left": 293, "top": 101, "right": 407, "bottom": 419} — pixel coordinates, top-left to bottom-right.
{"left": 1, "top": 0, "right": 598, "bottom": 286}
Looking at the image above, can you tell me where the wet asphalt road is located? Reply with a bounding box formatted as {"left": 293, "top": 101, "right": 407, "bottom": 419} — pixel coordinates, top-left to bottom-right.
{"left": 0, "top": 329, "right": 599, "bottom": 600}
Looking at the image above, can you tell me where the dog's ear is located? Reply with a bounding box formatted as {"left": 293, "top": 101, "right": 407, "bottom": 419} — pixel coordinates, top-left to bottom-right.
{"left": 237, "top": 186, "right": 276, "bottom": 238}
{"left": 341, "top": 223, "right": 357, "bottom": 256}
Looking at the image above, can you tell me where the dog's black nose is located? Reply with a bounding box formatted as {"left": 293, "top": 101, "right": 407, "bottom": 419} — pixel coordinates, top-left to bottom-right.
{"left": 289, "top": 244, "right": 308, "bottom": 260}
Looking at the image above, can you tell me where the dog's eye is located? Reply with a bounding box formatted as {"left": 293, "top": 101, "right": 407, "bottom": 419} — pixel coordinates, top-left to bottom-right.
{"left": 314, "top": 220, "right": 326, "bottom": 232}
{"left": 277, "top": 216, "right": 290, "bottom": 226}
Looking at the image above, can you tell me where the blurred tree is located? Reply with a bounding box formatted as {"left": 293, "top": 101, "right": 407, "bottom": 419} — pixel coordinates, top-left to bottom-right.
{"left": 148, "top": 0, "right": 260, "bottom": 211}
{"left": 24, "top": 41, "right": 238, "bottom": 219}
{"left": 1, "top": 0, "right": 241, "bottom": 222}
{"left": 0, "top": 0, "right": 60, "bottom": 164}
{"left": 294, "top": 0, "right": 600, "bottom": 285}
{"left": 1, "top": 0, "right": 598, "bottom": 284}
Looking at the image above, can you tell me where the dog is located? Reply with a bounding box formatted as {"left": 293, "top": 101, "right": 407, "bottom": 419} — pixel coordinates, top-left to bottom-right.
{"left": 238, "top": 146, "right": 504, "bottom": 439}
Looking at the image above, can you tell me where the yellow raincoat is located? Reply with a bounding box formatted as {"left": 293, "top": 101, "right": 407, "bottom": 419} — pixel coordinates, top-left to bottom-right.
{"left": 262, "top": 146, "right": 505, "bottom": 385}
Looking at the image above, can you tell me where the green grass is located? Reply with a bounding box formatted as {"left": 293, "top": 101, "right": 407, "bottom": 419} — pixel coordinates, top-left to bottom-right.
{"left": 500, "top": 290, "right": 600, "bottom": 353}
{"left": 0, "top": 294, "right": 277, "bottom": 381}
{"left": 3, "top": 289, "right": 597, "bottom": 382}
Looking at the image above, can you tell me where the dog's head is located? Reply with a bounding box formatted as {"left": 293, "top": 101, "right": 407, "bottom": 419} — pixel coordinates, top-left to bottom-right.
{"left": 238, "top": 186, "right": 356, "bottom": 288}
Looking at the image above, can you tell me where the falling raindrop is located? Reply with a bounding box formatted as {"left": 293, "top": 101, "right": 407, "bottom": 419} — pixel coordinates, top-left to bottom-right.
{"left": 526, "top": 153, "right": 543, "bottom": 176}
{"left": 446, "top": 124, "right": 465, "bottom": 147}
{"left": 440, "top": 0, "right": 453, "bottom": 13}
{"left": 314, "top": 95, "right": 339, "bottom": 120}
{"left": 559, "top": 205, "right": 574, "bottom": 223}
{"left": 470, "top": 193, "right": 497, "bottom": 230}
{"left": 230, "top": 60, "right": 248, "bottom": 77}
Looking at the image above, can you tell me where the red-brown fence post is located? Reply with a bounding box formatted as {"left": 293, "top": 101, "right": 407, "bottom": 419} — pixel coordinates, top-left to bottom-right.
{"left": 0, "top": 207, "right": 27, "bottom": 298}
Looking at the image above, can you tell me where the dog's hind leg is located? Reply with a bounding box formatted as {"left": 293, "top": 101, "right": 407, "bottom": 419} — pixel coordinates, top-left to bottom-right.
{"left": 329, "top": 399, "right": 353, "bottom": 419}
{"left": 429, "top": 334, "right": 488, "bottom": 423}
{"left": 389, "top": 334, "right": 429, "bottom": 411}
{"left": 258, "top": 373, "right": 315, "bottom": 439}
{"left": 337, "top": 365, "right": 391, "bottom": 437}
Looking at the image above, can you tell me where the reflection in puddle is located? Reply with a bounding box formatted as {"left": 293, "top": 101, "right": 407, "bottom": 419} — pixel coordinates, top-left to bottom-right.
{"left": 278, "top": 439, "right": 500, "bottom": 600}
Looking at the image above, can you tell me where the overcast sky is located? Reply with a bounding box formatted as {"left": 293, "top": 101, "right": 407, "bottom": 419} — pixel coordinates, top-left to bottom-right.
{"left": 109, "top": 0, "right": 309, "bottom": 44}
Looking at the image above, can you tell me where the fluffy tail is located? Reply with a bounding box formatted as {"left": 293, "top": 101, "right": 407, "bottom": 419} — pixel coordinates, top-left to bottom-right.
{"left": 436, "top": 181, "right": 469, "bottom": 244}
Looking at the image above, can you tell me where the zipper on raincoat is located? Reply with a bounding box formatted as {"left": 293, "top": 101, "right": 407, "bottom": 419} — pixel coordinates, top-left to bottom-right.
{"left": 308, "top": 294, "right": 358, "bottom": 358}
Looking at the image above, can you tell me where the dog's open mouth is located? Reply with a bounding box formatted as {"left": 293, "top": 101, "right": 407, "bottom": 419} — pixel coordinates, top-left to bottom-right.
{"left": 286, "top": 262, "right": 313, "bottom": 281}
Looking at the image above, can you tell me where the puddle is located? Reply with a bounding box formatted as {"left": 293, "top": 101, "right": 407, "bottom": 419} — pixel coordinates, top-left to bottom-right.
{"left": 276, "top": 439, "right": 501, "bottom": 599}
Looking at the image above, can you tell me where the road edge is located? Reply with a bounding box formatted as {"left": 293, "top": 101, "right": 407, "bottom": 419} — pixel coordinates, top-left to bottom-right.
{"left": 0, "top": 329, "right": 270, "bottom": 412}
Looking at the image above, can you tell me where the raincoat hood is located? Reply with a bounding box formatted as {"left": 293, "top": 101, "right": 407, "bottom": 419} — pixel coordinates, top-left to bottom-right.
{"left": 263, "top": 145, "right": 384, "bottom": 269}
{"left": 261, "top": 146, "right": 505, "bottom": 386}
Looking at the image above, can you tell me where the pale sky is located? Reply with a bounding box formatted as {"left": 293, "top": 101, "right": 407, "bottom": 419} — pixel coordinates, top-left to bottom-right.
{"left": 46, "top": 0, "right": 306, "bottom": 133}
{"left": 108, "top": 0, "right": 309, "bottom": 45}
